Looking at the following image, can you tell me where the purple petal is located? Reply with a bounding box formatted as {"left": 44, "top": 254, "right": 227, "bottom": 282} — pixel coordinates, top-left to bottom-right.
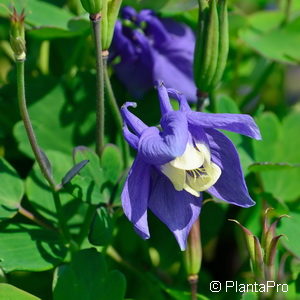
{"left": 205, "top": 128, "right": 255, "bottom": 208}
{"left": 112, "top": 21, "right": 135, "bottom": 58}
{"left": 121, "top": 155, "right": 151, "bottom": 239}
{"left": 121, "top": 102, "right": 148, "bottom": 136}
{"left": 113, "top": 30, "right": 154, "bottom": 98}
{"left": 156, "top": 81, "right": 173, "bottom": 115}
{"left": 123, "top": 123, "right": 139, "bottom": 149}
{"left": 149, "top": 170, "right": 202, "bottom": 250}
{"left": 167, "top": 88, "right": 191, "bottom": 112}
{"left": 121, "top": 6, "right": 137, "bottom": 20}
{"left": 138, "top": 111, "right": 188, "bottom": 165}
{"left": 187, "top": 111, "right": 262, "bottom": 140}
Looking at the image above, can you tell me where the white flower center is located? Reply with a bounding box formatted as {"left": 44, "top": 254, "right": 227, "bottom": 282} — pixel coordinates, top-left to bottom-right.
{"left": 161, "top": 142, "right": 221, "bottom": 197}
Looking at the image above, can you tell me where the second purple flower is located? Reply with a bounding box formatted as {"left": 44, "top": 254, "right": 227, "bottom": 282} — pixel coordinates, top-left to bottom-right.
{"left": 110, "top": 6, "right": 197, "bottom": 102}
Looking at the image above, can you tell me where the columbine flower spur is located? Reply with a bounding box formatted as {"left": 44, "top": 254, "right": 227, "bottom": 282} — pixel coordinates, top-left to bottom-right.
{"left": 121, "top": 83, "right": 261, "bottom": 250}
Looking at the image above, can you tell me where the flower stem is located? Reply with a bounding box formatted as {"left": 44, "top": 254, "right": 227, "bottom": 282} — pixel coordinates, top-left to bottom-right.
{"left": 77, "top": 204, "right": 97, "bottom": 247}
{"left": 16, "top": 59, "right": 56, "bottom": 189}
{"left": 16, "top": 58, "right": 72, "bottom": 246}
{"left": 90, "top": 13, "right": 105, "bottom": 157}
{"left": 184, "top": 218, "right": 202, "bottom": 300}
{"left": 52, "top": 191, "right": 72, "bottom": 243}
{"left": 19, "top": 205, "right": 56, "bottom": 232}
{"left": 102, "top": 53, "right": 130, "bottom": 168}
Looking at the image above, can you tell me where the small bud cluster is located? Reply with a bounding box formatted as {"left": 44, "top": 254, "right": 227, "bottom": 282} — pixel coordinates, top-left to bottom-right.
{"left": 194, "top": 0, "right": 229, "bottom": 93}
{"left": 230, "top": 209, "right": 289, "bottom": 284}
{"left": 10, "top": 8, "right": 26, "bottom": 61}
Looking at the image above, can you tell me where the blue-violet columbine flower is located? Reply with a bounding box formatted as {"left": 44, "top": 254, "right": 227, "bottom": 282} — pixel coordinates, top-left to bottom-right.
{"left": 111, "top": 6, "right": 197, "bottom": 102}
{"left": 121, "top": 83, "right": 261, "bottom": 250}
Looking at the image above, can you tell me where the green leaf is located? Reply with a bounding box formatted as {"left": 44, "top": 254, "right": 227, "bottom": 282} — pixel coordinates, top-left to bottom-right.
{"left": 0, "top": 283, "right": 41, "bottom": 300}
{"left": 101, "top": 144, "right": 122, "bottom": 184}
{"left": 61, "top": 160, "right": 89, "bottom": 186}
{"left": 26, "top": 150, "right": 86, "bottom": 227}
{"left": 0, "top": 0, "right": 89, "bottom": 39}
{"left": 13, "top": 84, "right": 95, "bottom": 158}
{"left": 89, "top": 207, "right": 114, "bottom": 246}
{"left": 241, "top": 292, "right": 258, "bottom": 300}
{"left": 253, "top": 112, "right": 300, "bottom": 202}
{"left": 0, "top": 158, "right": 24, "bottom": 221}
{"left": 69, "top": 147, "right": 106, "bottom": 205}
{"left": 53, "top": 248, "right": 126, "bottom": 300}
{"left": 165, "top": 288, "right": 209, "bottom": 300}
{"left": 278, "top": 212, "right": 300, "bottom": 258}
{"left": 249, "top": 162, "right": 300, "bottom": 172}
{"left": 0, "top": 223, "right": 67, "bottom": 272}
{"left": 240, "top": 16, "right": 300, "bottom": 64}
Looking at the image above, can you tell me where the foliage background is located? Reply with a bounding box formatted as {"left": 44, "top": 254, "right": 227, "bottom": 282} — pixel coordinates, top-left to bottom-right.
{"left": 0, "top": 0, "right": 300, "bottom": 299}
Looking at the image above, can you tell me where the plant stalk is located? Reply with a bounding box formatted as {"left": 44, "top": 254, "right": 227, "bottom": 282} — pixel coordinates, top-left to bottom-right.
{"left": 102, "top": 53, "right": 130, "bottom": 168}
{"left": 77, "top": 204, "right": 97, "bottom": 246}
{"left": 90, "top": 13, "right": 105, "bottom": 157}
{"left": 16, "top": 59, "right": 56, "bottom": 189}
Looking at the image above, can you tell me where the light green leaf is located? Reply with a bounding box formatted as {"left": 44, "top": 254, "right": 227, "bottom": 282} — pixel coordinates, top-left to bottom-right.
{"left": 253, "top": 112, "right": 300, "bottom": 202}
{"left": 165, "top": 288, "right": 209, "bottom": 300}
{"left": 240, "top": 16, "right": 300, "bottom": 64}
{"left": 0, "top": 283, "right": 41, "bottom": 300}
{"left": 0, "top": 158, "right": 24, "bottom": 221}
{"left": 0, "top": 223, "right": 67, "bottom": 272}
{"left": 13, "top": 84, "right": 95, "bottom": 158}
{"left": 53, "top": 248, "right": 126, "bottom": 300}
{"left": 0, "top": 0, "right": 89, "bottom": 39}
{"left": 101, "top": 144, "right": 123, "bottom": 184}
{"left": 278, "top": 212, "right": 300, "bottom": 258}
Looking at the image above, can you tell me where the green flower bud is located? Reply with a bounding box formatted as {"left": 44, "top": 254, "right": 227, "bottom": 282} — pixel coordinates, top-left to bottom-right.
{"left": 80, "top": 0, "right": 103, "bottom": 14}
{"left": 10, "top": 8, "right": 26, "bottom": 60}
{"left": 194, "top": 0, "right": 229, "bottom": 93}
{"left": 101, "top": 0, "right": 122, "bottom": 51}
{"left": 183, "top": 219, "right": 202, "bottom": 277}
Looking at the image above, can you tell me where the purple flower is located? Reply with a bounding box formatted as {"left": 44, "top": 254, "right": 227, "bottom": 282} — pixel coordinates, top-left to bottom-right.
{"left": 111, "top": 6, "right": 197, "bottom": 102}
{"left": 121, "top": 83, "right": 261, "bottom": 250}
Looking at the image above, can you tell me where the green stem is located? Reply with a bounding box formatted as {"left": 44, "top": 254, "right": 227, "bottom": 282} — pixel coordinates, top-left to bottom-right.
{"left": 19, "top": 206, "right": 56, "bottom": 232}
{"left": 16, "top": 59, "right": 56, "bottom": 189}
{"left": 282, "top": 0, "right": 292, "bottom": 26}
{"left": 103, "top": 54, "right": 130, "bottom": 168}
{"left": 77, "top": 204, "right": 97, "bottom": 247}
{"left": 52, "top": 191, "right": 72, "bottom": 244}
{"left": 90, "top": 13, "right": 105, "bottom": 157}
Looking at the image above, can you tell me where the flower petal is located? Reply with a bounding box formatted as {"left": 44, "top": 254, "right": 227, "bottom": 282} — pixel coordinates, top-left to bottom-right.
{"left": 138, "top": 111, "right": 189, "bottom": 165}
{"left": 149, "top": 170, "right": 202, "bottom": 250}
{"left": 167, "top": 88, "right": 191, "bottom": 112}
{"left": 123, "top": 123, "right": 139, "bottom": 149}
{"left": 121, "top": 102, "right": 148, "bottom": 136}
{"left": 205, "top": 128, "right": 255, "bottom": 208}
{"left": 121, "top": 155, "right": 151, "bottom": 239}
{"left": 156, "top": 81, "right": 173, "bottom": 115}
{"left": 187, "top": 111, "right": 262, "bottom": 140}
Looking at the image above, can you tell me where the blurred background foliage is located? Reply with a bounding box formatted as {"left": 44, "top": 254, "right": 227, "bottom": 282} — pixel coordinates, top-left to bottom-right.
{"left": 0, "top": 0, "right": 300, "bottom": 299}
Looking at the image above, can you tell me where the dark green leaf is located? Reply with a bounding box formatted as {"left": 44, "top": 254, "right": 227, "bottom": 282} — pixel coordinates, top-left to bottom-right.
{"left": 0, "top": 158, "right": 24, "bottom": 221}
{"left": 53, "top": 248, "right": 126, "bottom": 300}
{"left": 89, "top": 207, "right": 114, "bottom": 246}
{"left": 61, "top": 160, "right": 89, "bottom": 186}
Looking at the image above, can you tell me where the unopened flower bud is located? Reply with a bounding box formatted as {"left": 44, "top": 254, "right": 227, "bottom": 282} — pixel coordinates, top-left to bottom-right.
{"left": 183, "top": 219, "right": 202, "bottom": 277}
{"left": 10, "top": 8, "right": 26, "bottom": 60}
{"left": 101, "top": 0, "right": 122, "bottom": 51}
{"left": 80, "top": 0, "right": 103, "bottom": 14}
{"left": 194, "top": 0, "right": 229, "bottom": 93}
